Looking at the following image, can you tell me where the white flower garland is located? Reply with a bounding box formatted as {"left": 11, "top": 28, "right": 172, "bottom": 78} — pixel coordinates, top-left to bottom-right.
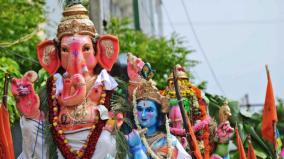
{"left": 132, "top": 89, "right": 172, "bottom": 159}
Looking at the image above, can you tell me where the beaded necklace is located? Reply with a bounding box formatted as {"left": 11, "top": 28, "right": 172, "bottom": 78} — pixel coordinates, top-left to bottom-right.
{"left": 47, "top": 76, "right": 107, "bottom": 159}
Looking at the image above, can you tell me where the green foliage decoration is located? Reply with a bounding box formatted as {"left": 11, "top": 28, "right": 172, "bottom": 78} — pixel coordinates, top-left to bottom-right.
{"left": 106, "top": 17, "right": 198, "bottom": 88}
{"left": 0, "top": 0, "right": 44, "bottom": 74}
{"left": 0, "top": 57, "right": 22, "bottom": 124}
{"left": 206, "top": 93, "right": 283, "bottom": 159}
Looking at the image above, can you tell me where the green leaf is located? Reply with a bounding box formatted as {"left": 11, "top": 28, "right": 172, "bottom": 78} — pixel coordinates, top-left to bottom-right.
{"left": 244, "top": 124, "right": 274, "bottom": 157}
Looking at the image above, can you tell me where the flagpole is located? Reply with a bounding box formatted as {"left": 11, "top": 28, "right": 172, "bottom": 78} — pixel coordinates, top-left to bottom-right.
{"left": 265, "top": 65, "right": 271, "bottom": 81}
{"left": 172, "top": 67, "right": 202, "bottom": 159}
{"left": 2, "top": 73, "right": 11, "bottom": 108}
{"left": 273, "top": 121, "right": 277, "bottom": 159}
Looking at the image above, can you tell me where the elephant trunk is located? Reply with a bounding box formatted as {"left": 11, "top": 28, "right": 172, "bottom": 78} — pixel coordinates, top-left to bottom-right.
{"left": 60, "top": 74, "right": 87, "bottom": 106}
{"left": 67, "top": 50, "right": 88, "bottom": 76}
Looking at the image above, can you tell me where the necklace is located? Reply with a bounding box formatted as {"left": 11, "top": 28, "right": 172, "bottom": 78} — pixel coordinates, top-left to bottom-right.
{"left": 47, "top": 76, "right": 107, "bottom": 159}
{"left": 132, "top": 89, "right": 172, "bottom": 159}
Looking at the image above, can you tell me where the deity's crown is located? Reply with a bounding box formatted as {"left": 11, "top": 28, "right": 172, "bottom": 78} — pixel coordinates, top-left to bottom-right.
{"left": 57, "top": 0, "right": 96, "bottom": 39}
{"left": 167, "top": 64, "right": 189, "bottom": 81}
{"left": 135, "top": 81, "right": 169, "bottom": 113}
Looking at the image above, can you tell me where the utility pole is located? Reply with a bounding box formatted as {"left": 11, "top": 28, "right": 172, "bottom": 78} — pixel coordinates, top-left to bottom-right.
{"left": 89, "top": 0, "right": 103, "bottom": 34}
{"left": 245, "top": 94, "right": 251, "bottom": 111}
{"left": 133, "top": 0, "right": 141, "bottom": 30}
{"left": 240, "top": 94, "right": 263, "bottom": 108}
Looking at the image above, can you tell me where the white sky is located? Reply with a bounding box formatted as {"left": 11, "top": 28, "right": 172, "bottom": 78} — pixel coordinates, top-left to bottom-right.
{"left": 45, "top": 0, "right": 284, "bottom": 105}
{"left": 162, "top": 0, "right": 284, "bottom": 105}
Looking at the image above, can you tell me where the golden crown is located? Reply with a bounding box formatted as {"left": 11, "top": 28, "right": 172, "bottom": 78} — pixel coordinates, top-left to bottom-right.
{"left": 167, "top": 64, "right": 189, "bottom": 81}
{"left": 57, "top": 3, "right": 96, "bottom": 39}
{"left": 135, "top": 81, "right": 169, "bottom": 113}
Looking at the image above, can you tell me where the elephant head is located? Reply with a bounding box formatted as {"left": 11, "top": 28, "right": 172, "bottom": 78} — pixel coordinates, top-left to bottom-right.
{"left": 37, "top": 34, "right": 119, "bottom": 77}
{"left": 36, "top": 3, "right": 119, "bottom": 106}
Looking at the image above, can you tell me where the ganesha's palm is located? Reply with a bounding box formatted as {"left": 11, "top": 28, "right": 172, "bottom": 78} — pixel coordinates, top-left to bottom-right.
{"left": 11, "top": 71, "right": 40, "bottom": 119}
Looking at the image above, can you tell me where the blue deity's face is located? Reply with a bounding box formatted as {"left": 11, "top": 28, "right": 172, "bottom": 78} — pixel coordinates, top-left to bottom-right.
{"left": 137, "top": 100, "right": 158, "bottom": 128}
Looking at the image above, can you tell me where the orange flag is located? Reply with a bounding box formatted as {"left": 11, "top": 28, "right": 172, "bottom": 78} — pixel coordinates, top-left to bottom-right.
{"left": 261, "top": 65, "right": 278, "bottom": 145}
{"left": 236, "top": 126, "right": 247, "bottom": 159}
{"left": 0, "top": 74, "right": 15, "bottom": 159}
{"left": 247, "top": 136, "right": 257, "bottom": 159}
{"left": 0, "top": 104, "right": 15, "bottom": 159}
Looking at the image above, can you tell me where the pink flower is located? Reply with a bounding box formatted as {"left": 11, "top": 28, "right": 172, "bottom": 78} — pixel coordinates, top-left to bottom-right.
{"left": 280, "top": 148, "right": 284, "bottom": 157}
{"left": 193, "top": 116, "right": 211, "bottom": 132}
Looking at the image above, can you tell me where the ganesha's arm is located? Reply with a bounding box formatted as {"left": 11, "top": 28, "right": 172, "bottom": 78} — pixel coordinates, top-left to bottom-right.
{"left": 59, "top": 86, "right": 86, "bottom": 106}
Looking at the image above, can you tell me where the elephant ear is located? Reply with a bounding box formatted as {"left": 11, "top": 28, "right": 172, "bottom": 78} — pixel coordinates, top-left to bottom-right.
{"left": 37, "top": 40, "right": 60, "bottom": 75}
{"left": 96, "top": 35, "right": 119, "bottom": 71}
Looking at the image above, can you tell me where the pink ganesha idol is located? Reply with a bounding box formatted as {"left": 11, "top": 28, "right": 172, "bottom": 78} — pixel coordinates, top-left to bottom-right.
{"left": 11, "top": 1, "right": 122, "bottom": 159}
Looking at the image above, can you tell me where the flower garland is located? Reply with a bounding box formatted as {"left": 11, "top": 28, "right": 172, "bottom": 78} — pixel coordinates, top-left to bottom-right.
{"left": 132, "top": 89, "right": 172, "bottom": 159}
{"left": 192, "top": 87, "right": 211, "bottom": 159}
{"left": 47, "top": 76, "right": 108, "bottom": 159}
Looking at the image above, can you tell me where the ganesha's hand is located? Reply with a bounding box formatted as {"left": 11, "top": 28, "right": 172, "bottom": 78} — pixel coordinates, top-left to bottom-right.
{"left": 11, "top": 71, "right": 41, "bottom": 119}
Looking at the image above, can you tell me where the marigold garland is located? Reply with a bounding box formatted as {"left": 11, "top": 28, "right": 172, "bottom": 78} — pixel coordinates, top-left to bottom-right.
{"left": 46, "top": 76, "right": 109, "bottom": 159}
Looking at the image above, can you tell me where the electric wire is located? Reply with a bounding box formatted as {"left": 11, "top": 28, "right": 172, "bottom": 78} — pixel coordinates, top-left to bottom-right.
{"left": 0, "top": 47, "right": 39, "bottom": 65}
{"left": 162, "top": 0, "right": 203, "bottom": 85}
{"left": 179, "top": 0, "right": 226, "bottom": 95}
{"left": 140, "top": 1, "right": 156, "bottom": 35}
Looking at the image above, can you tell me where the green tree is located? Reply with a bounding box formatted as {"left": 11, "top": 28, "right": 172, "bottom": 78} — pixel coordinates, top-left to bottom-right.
{"left": 0, "top": 0, "right": 46, "bottom": 124}
{"left": 0, "top": 57, "right": 21, "bottom": 124}
{"left": 106, "top": 18, "right": 198, "bottom": 88}
{"left": 0, "top": 0, "right": 45, "bottom": 74}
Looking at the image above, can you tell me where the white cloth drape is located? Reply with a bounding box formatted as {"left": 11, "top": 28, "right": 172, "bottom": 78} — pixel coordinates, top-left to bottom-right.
{"left": 57, "top": 129, "right": 116, "bottom": 159}
{"left": 17, "top": 117, "right": 48, "bottom": 159}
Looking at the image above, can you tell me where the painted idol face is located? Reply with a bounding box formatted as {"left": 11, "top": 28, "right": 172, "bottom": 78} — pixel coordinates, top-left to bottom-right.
{"left": 137, "top": 100, "right": 158, "bottom": 128}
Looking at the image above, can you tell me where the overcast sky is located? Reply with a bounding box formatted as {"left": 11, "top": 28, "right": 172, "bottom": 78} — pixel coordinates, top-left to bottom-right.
{"left": 162, "top": 0, "right": 284, "bottom": 105}
{"left": 46, "top": 0, "right": 284, "bottom": 106}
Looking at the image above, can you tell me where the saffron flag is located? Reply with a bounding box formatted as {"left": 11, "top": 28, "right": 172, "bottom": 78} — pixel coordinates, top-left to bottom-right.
{"left": 0, "top": 104, "right": 15, "bottom": 159}
{"left": 235, "top": 126, "right": 247, "bottom": 159}
{"left": 247, "top": 136, "right": 257, "bottom": 159}
{"left": 261, "top": 65, "right": 278, "bottom": 145}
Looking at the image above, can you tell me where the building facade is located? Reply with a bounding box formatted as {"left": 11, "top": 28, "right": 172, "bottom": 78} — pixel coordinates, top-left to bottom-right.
{"left": 89, "top": 0, "right": 163, "bottom": 36}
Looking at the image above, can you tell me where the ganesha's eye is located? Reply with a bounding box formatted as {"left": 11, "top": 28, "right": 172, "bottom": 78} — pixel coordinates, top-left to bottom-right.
{"left": 83, "top": 45, "right": 91, "bottom": 52}
{"left": 61, "top": 47, "right": 69, "bottom": 53}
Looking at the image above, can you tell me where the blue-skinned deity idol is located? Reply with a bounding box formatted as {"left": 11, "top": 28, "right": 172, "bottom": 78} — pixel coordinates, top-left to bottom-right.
{"left": 127, "top": 81, "right": 191, "bottom": 159}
